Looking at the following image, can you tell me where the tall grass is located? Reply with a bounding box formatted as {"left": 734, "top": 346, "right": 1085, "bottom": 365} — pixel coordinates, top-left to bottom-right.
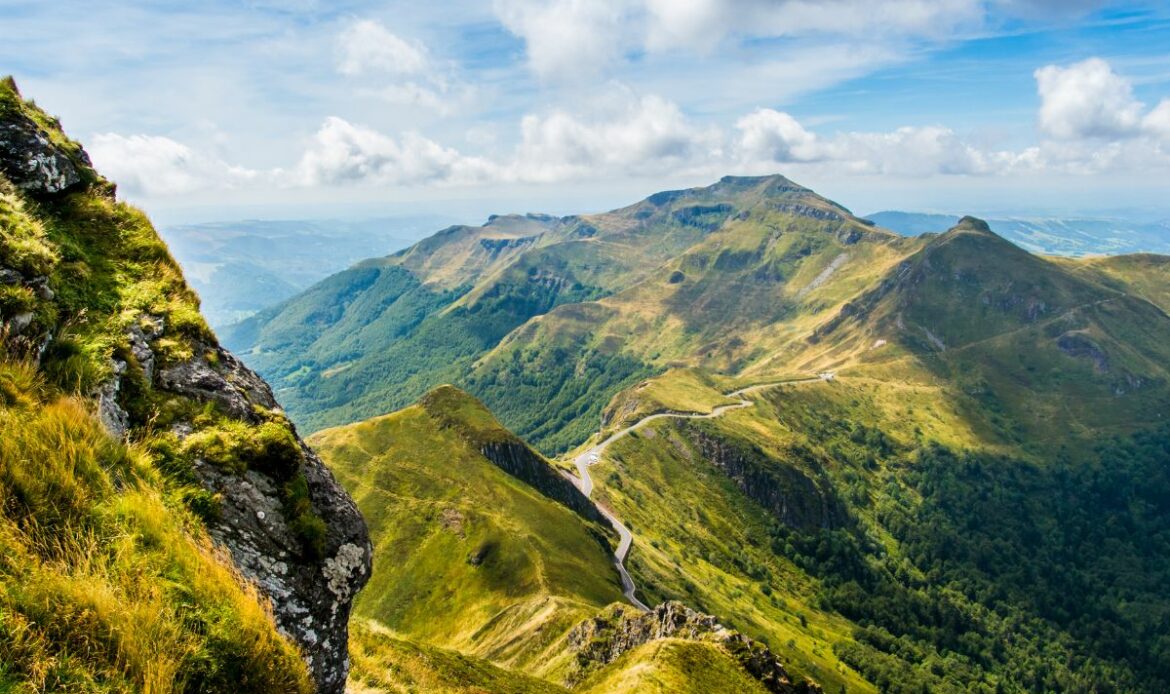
{"left": 0, "top": 365, "right": 312, "bottom": 693}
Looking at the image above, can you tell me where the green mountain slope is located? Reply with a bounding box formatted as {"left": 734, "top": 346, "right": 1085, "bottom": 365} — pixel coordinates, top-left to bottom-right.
{"left": 225, "top": 175, "right": 914, "bottom": 452}
{"left": 225, "top": 164, "right": 1170, "bottom": 691}
{"left": 551, "top": 220, "right": 1170, "bottom": 690}
{"left": 307, "top": 386, "right": 624, "bottom": 681}
{"left": 312, "top": 386, "right": 826, "bottom": 692}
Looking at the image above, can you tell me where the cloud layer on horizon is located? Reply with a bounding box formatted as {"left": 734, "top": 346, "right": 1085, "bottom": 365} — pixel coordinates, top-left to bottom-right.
{"left": 87, "top": 53, "right": 1170, "bottom": 197}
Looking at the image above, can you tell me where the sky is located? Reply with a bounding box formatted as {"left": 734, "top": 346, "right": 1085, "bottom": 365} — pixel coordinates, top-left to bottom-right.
{"left": 3, "top": 0, "right": 1170, "bottom": 225}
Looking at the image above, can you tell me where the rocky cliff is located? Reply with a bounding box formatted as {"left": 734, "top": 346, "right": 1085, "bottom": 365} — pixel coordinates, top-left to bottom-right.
{"left": 679, "top": 421, "right": 846, "bottom": 531}
{"left": 568, "top": 602, "right": 823, "bottom": 693}
{"left": 0, "top": 78, "right": 370, "bottom": 692}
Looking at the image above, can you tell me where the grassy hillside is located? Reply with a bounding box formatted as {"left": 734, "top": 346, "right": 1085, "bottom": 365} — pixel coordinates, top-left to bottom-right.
{"left": 0, "top": 78, "right": 326, "bottom": 691}
{"left": 308, "top": 386, "right": 624, "bottom": 680}
{"left": 220, "top": 160, "right": 1170, "bottom": 692}
{"left": 348, "top": 620, "right": 569, "bottom": 694}
{"left": 0, "top": 368, "right": 310, "bottom": 693}
{"left": 577, "top": 639, "right": 772, "bottom": 694}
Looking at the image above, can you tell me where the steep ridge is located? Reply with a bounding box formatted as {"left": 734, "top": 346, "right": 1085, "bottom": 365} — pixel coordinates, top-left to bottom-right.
{"left": 307, "top": 386, "right": 624, "bottom": 682}
{"left": 0, "top": 78, "right": 370, "bottom": 692}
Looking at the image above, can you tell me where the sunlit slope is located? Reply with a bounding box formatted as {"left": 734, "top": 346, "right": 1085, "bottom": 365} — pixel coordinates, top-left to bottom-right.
{"left": 577, "top": 639, "right": 772, "bottom": 694}
{"left": 225, "top": 175, "right": 915, "bottom": 453}
{"left": 464, "top": 179, "right": 915, "bottom": 451}
{"left": 347, "top": 620, "right": 569, "bottom": 694}
{"left": 308, "top": 386, "right": 623, "bottom": 679}
{"left": 0, "top": 77, "right": 347, "bottom": 692}
{"left": 800, "top": 218, "right": 1170, "bottom": 445}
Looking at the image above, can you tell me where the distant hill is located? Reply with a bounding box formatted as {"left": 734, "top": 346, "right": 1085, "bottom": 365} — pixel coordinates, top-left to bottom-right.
{"left": 160, "top": 217, "right": 448, "bottom": 329}
{"left": 223, "top": 174, "right": 903, "bottom": 451}
{"left": 866, "top": 210, "right": 1170, "bottom": 256}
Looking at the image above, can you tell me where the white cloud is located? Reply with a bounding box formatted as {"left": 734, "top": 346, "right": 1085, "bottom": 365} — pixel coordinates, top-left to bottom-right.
{"left": 336, "top": 19, "right": 473, "bottom": 116}
{"left": 496, "top": 0, "right": 986, "bottom": 81}
{"left": 1142, "top": 99, "right": 1170, "bottom": 142}
{"left": 734, "top": 109, "right": 1032, "bottom": 177}
{"left": 513, "top": 94, "right": 723, "bottom": 180}
{"left": 337, "top": 19, "right": 429, "bottom": 75}
{"left": 735, "top": 109, "right": 821, "bottom": 163}
{"left": 87, "top": 133, "right": 257, "bottom": 196}
{"left": 1035, "top": 58, "right": 1144, "bottom": 140}
{"left": 292, "top": 116, "right": 496, "bottom": 186}
{"left": 493, "top": 0, "right": 630, "bottom": 81}
{"left": 94, "top": 57, "right": 1170, "bottom": 198}
{"left": 645, "top": 0, "right": 982, "bottom": 52}
{"left": 1026, "top": 57, "right": 1170, "bottom": 174}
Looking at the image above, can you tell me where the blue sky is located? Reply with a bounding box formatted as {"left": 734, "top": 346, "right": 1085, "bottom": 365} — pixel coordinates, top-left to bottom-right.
{"left": 3, "top": 0, "right": 1170, "bottom": 224}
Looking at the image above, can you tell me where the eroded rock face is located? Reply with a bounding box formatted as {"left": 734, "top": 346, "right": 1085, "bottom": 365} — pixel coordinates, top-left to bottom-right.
{"left": 156, "top": 341, "right": 373, "bottom": 693}
{"left": 568, "top": 602, "right": 823, "bottom": 694}
{"left": 2, "top": 82, "right": 372, "bottom": 692}
{"left": 479, "top": 439, "right": 604, "bottom": 524}
{"left": 680, "top": 421, "right": 846, "bottom": 531}
{"left": 0, "top": 110, "right": 86, "bottom": 195}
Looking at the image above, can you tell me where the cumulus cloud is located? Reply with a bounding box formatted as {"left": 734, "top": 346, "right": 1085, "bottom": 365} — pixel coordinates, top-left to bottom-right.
{"left": 733, "top": 109, "right": 1032, "bottom": 177}
{"left": 735, "top": 109, "right": 821, "bottom": 163}
{"left": 87, "top": 133, "right": 257, "bottom": 196}
{"left": 493, "top": 0, "right": 630, "bottom": 81}
{"left": 1144, "top": 99, "right": 1170, "bottom": 141}
{"left": 96, "top": 56, "right": 1170, "bottom": 198}
{"left": 335, "top": 19, "right": 472, "bottom": 116}
{"left": 1028, "top": 57, "right": 1170, "bottom": 173}
{"left": 497, "top": 0, "right": 1078, "bottom": 80}
{"left": 337, "top": 19, "right": 429, "bottom": 75}
{"left": 1035, "top": 58, "right": 1144, "bottom": 140}
{"left": 292, "top": 116, "right": 496, "bottom": 186}
{"left": 513, "top": 95, "right": 723, "bottom": 180}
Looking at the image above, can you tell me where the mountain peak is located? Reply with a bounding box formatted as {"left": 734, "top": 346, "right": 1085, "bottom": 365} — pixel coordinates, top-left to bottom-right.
{"left": 954, "top": 215, "right": 993, "bottom": 233}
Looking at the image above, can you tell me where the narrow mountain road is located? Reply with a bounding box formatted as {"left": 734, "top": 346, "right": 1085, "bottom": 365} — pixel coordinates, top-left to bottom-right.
{"left": 563, "top": 376, "right": 825, "bottom": 611}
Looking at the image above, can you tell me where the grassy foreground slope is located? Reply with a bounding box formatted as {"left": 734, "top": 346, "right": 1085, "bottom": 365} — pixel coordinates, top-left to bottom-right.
{"left": 308, "top": 386, "right": 623, "bottom": 680}
{"left": 347, "top": 620, "right": 569, "bottom": 694}
{"left": 0, "top": 371, "right": 309, "bottom": 693}
{"left": 0, "top": 79, "right": 317, "bottom": 690}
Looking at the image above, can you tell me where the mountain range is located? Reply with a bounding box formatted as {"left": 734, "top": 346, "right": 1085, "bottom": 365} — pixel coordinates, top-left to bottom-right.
{"left": 226, "top": 170, "right": 1170, "bottom": 692}
{"left": 5, "top": 73, "right": 1170, "bottom": 694}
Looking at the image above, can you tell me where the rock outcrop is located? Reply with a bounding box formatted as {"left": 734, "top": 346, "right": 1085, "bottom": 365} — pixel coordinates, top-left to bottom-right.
{"left": 679, "top": 421, "right": 846, "bottom": 531}
{"left": 568, "top": 602, "right": 823, "bottom": 693}
{"left": 0, "top": 81, "right": 88, "bottom": 196}
{"left": 0, "top": 79, "right": 371, "bottom": 693}
{"left": 159, "top": 340, "right": 372, "bottom": 693}
{"left": 479, "top": 439, "right": 605, "bottom": 524}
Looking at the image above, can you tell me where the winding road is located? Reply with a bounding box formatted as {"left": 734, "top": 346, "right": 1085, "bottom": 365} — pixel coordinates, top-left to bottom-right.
{"left": 562, "top": 375, "right": 827, "bottom": 611}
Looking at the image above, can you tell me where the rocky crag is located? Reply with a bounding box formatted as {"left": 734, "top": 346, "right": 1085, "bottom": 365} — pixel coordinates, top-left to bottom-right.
{"left": 0, "top": 77, "right": 371, "bottom": 692}
{"left": 568, "top": 601, "right": 823, "bottom": 693}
